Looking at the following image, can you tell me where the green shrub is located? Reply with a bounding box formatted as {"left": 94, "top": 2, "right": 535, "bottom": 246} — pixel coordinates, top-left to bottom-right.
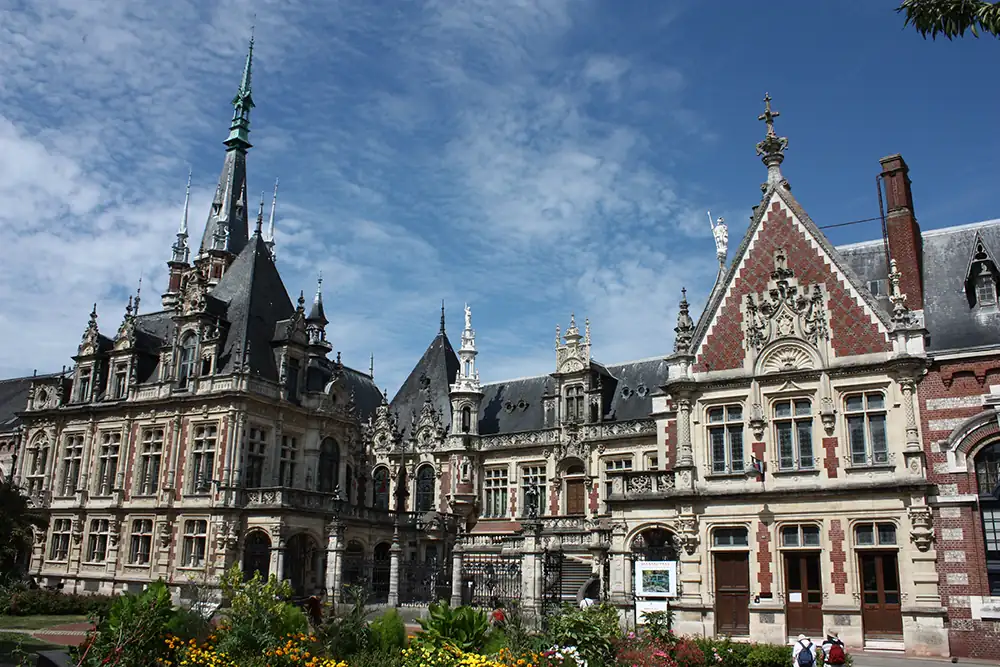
{"left": 75, "top": 581, "right": 176, "bottom": 667}
{"left": 318, "top": 584, "right": 371, "bottom": 658}
{"left": 415, "top": 601, "right": 490, "bottom": 652}
{"left": 545, "top": 602, "right": 622, "bottom": 667}
{"left": 213, "top": 565, "right": 308, "bottom": 660}
{"left": 746, "top": 642, "right": 793, "bottom": 667}
{"left": 369, "top": 608, "right": 407, "bottom": 652}
{"left": 641, "top": 609, "right": 675, "bottom": 643}
{"left": 693, "top": 636, "right": 755, "bottom": 667}
{"left": 1, "top": 588, "right": 114, "bottom": 617}
{"left": 347, "top": 648, "right": 406, "bottom": 667}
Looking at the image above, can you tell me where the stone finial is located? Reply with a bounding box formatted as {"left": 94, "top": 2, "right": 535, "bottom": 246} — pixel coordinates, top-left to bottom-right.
{"left": 755, "top": 93, "right": 789, "bottom": 187}
{"left": 674, "top": 288, "right": 695, "bottom": 354}
{"left": 709, "top": 212, "right": 728, "bottom": 267}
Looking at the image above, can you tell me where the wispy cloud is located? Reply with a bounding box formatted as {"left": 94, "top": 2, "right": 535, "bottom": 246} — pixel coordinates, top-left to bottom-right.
{"left": 0, "top": 0, "right": 727, "bottom": 393}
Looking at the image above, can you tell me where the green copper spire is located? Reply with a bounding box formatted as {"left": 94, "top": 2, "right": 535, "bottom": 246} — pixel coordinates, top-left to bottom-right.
{"left": 225, "top": 29, "right": 255, "bottom": 151}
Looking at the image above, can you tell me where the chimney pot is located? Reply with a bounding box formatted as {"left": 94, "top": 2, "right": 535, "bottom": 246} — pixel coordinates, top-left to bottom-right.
{"left": 880, "top": 154, "right": 924, "bottom": 309}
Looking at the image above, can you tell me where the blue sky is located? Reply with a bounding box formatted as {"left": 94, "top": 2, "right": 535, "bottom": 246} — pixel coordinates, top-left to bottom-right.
{"left": 0, "top": 0, "right": 997, "bottom": 395}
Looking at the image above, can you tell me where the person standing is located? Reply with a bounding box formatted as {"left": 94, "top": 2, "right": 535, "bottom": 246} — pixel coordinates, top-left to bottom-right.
{"left": 821, "top": 630, "right": 847, "bottom": 665}
{"left": 792, "top": 634, "right": 818, "bottom": 667}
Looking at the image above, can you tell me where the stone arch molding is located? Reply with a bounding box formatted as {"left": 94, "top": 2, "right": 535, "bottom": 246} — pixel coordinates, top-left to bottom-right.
{"left": 938, "top": 407, "right": 1000, "bottom": 473}
{"left": 754, "top": 338, "right": 821, "bottom": 376}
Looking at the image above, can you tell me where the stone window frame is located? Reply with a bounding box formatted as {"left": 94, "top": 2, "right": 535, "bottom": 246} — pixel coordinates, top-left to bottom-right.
{"left": 772, "top": 397, "right": 816, "bottom": 472}
{"left": 706, "top": 403, "right": 746, "bottom": 476}
{"left": 644, "top": 451, "right": 659, "bottom": 471}
{"left": 843, "top": 391, "right": 889, "bottom": 468}
{"left": 245, "top": 425, "right": 270, "bottom": 489}
{"left": 414, "top": 463, "right": 437, "bottom": 513}
{"left": 188, "top": 422, "right": 219, "bottom": 495}
{"left": 136, "top": 427, "right": 165, "bottom": 496}
{"left": 59, "top": 433, "right": 85, "bottom": 497}
{"left": 519, "top": 461, "right": 546, "bottom": 518}
{"left": 180, "top": 518, "right": 209, "bottom": 569}
{"left": 75, "top": 365, "right": 93, "bottom": 403}
{"left": 85, "top": 518, "right": 111, "bottom": 564}
{"left": 372, "top": 465, "right": 391, "bottom": 510}
{"left": 565, "top": 385, "right": 585, "bottom": 424}
{"left": 95, "top": 430, "right": 122, "bottom": 496}
{"left": 711, "top": 525, "right": 751, "bottom": 549}
{"left": 48, "top": 518, "right": 72, "bottom": 562}
{"left": 128, "top": 518, "right": 154, "bottom": 566}
{"left": 851, "top": 519, "right": 899, "bottom": 550}
{"left": 278, "top": 432, "right": 300, "bottom": 488}
{"left": 602, "top": 455, "right": 634, "bottom": 512}
{"left": 482, "top": 466, "right": 509, "bottom": 519}
{"left": 25, "top": 432, "right": 50, "bottom": 496}
{"left": 777, "top": 522, "right": 823, "bottom": 549}
{"left": 112, "top": 362, "right": 129, "bottom": 400}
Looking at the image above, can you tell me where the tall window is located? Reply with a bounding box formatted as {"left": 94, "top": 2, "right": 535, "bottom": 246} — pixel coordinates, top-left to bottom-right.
{"left": 976, "top": 265, "right": 998, "bottom": 306}
{"left": 48, "top": 519, "right": 72, "bottom": 561}
{"left": 96, "top": 431, "right": 121, "bottom": 495}
{"left": 87, "top": 519, "right": 110, "bottom": 562}
{"left": 845, "top": 392, "right": 888, "bottom": 466}
{"left": 60, "top": 434, "right": 84, "bottom": 496}
{"left": 318, "top": 437, "right": 339, "bottom": 493}
{"left": 285, "top": 357, "right": 301, "bottom": 400}
{"left": 190, "top": 424, "right": 217, "bottom": 493}
{"left": 461, "top": 406, "right": 472, "bottom": 433}
{"left": 415, "top": 465, "right": 436, "bottom": 512}
{"left": 26, "top": 438, "right": 49, "bottom": 496}
{"left": 483, "top": 468, "right": 509, "bottom": 518}
{"left": 130, "top": 519, "right": 153, "bottom": 564}
{"left": 76, "top": 367, "right": 92, "bottom": 402}
{"left": 976, "top": 442, "right": 1000, "bottom": 595}
{"left": 279, "top": 435, "right": 299, "bottom": 487}
{"left": 113, "top": 363, "right": 128, "bottom": 399}
{"left": 565, "top": 386, "right": 585, "bottom": 423}
{"left": 774, "top": 399, "right": 814, "bottom": 470}
{"left": 137, "top": 428, "right": 164, "bottom": 495}
{"left": 708, "top": 405, "right": 745, "bottom": 474}
{"left": 181, "top": 520, "right": 208, "bottom": 567}
{"left": 246, "top": 426, "right": 269, "bottom": 489}
{"left": 520, "top": 464, "right": 546, "bottom": 517}
{"left": 177, "top": 334, "right": 196, "bottom": 388}
{"left": 373, "top": 467, "right": 390, "bottom": 510}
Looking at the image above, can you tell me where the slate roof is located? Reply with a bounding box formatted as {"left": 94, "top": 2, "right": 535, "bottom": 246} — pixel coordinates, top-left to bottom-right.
{"left": 390, "top": 331, "right": 460, "bottom": 438}
{"left": 0, "top": 373, "right": 62, "bottom": 433}
{"left": 477, "top": 357, "right": 669, "bottom": 436}
{"left": 211, "top": 233, "right": 295, "bottom": 381}
{"left": 199, "top": 150, "right": 250, "bottom": 256}
{"left": 339, "top": 366, "right": 385, "bottom": 423}
{"left": 838, "top": 218, "right": 1000, "bottom": 352}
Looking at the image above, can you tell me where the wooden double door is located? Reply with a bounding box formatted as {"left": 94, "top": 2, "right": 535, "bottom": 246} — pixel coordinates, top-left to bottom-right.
{"left": 785, "top": 552, "right": 823, "bottom": 635}
{"left": 859, "top": 552, "right": 903, "bottom": 639}
{"left": 714, "top": 552, "right": 750, "bottom": 635}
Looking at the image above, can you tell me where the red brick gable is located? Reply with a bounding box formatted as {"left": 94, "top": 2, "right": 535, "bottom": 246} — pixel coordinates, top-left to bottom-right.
{"left": 694, "top": 198, "right": 889, "bottom": 372}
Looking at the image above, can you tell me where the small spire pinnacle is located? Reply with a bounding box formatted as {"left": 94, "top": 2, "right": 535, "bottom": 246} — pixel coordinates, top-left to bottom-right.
{"left": 134, "top": 274, "right": 142, "bottom": 315}
{"left": 755, "top": 92, "right": 789, "bottom": 187}
{"left": 440, "top": 300, "right": 446, "bottom": 334}
{"left": 674, "top": 287, "right": 695, "bottom": 354}
{"left": 267, "top": 178, "right": 278, "bottom": 241}
{"left": 225, "top": 29, "right": 256, "bottom": 150}
{"left": 172, "top": 172, "right": 192, "bottom": 264}
{"left": 307, "top": 272, "right": 327, "bottom": 325}
{"left": 180, "top": 169, "right": 191, "bottom": 235}
{"left": 370, "top": 353, "right": 375, "bottom": 379}
{"left": 255, "top": 190, "right": 265, "bottom": 235}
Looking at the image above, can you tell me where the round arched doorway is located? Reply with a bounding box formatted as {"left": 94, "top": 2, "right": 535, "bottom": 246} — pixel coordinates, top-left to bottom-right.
{"left": 242, "top": 531, "right": 271, "bottom": 581}
{"left": 283, "top": 533, "right": 320, "bottom": 596}
{"left": 631, "top": 527, "right": 679, "bottom": 561}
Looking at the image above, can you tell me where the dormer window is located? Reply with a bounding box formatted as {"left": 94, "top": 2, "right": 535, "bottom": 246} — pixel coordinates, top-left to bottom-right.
{"left": 76, "top": 367, "right": 92, "bottom": 403}
{"left": 285, "top": 357, "right": 301, "bottom": 401}
{"left": 565, "top": 386, "right": 585, "bottom": 423}
{"left": 461, "top": 406, "right": 472, "bottom": 433}
{"left": 976, "top": 264, "right": 997, "bottom": 306}
{"left": 113, "top": 364, "right": 128, "bottom": 399}
{"left": 177, "top": 334, "right": 196, "bottom": 389}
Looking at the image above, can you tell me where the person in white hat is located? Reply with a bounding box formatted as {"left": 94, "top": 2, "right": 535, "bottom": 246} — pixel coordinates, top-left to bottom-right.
{"left": 792, "top": 634, "right": 818, "bottom": 667}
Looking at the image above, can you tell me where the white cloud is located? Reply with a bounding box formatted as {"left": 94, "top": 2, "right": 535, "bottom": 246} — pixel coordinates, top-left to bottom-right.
{"left": 0, "top": 0, "right": 727, "bottom": 397}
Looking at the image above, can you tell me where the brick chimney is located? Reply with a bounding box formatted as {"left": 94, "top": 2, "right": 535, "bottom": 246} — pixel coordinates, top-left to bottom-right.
{"left": 879, "top": 154, "right": 924, "bottom": 309}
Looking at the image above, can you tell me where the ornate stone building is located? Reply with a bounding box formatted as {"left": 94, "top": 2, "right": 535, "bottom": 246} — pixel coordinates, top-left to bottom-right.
{"left": 6, "top": 41, "right": 992, "bottom": 659}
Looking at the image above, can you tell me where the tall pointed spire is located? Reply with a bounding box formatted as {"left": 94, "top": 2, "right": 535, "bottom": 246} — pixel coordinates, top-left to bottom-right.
{"left": 307, "top": 273, "right": 328, "bottom": 325}
{"left": 255, "top": 190, "right": 265, "bottom": 235}
{"left": 171, "top": 170, "right": 192, "bottom": 264}
{"left": 440, "top": 300, "right": 446, "bottom": 334}
{"left": 226, "top": 28, "right": 255, "bottom": 151}
{"left": 755, "top": 93, "right": 789, "bottom": 188}
{"left": 265, "top": 178, "right": 278, "bottom": 259}
{"left": 452, "top": 303, "right": 481, "bottom": 394}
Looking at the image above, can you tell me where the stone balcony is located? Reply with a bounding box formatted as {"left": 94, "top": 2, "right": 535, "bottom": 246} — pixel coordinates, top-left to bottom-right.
{"left": 606, "top": 469, "right": 676, "bottom": 499}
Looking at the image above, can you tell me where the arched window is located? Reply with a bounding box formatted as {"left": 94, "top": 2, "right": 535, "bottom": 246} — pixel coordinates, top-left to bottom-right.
{"left": 976, "top": 442, "right": 1000, "bottom": 594}
{"left": 415, "top": 465, "right": 435, "bottom": 512}
{"left": 373, "top": 467, "right": 390, "bottom": 510}
{"left": 318, "top": 438, "right": 340, "bottom": 494}
{"left": 461, "top": 406, "right": 471, "bottom": 433}
{"left": 178, "top": 334, "right": 197, "bottom": 388}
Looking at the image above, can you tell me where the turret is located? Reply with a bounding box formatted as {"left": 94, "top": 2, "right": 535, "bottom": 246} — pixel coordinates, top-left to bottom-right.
{"left": 306, "top": 275, "right": 332, "bottom": 356}
{"left": 449, "top": 303, "right": 483, "bottom": 435}
{"left": 162, "top": 171, "right": 192, "bottom": 308}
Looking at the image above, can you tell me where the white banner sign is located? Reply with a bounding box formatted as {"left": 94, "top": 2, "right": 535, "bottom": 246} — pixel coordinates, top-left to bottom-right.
{"left": 634, "top": 561, "right": 678, "bottom": 599}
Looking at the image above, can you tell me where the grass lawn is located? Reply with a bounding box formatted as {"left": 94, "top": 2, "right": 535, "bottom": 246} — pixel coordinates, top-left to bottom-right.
{"left": 0, "top": 631, "right": 67, "bottom": 664}
{"left": 0, "top": 615, "right": 89, "bottom": 630}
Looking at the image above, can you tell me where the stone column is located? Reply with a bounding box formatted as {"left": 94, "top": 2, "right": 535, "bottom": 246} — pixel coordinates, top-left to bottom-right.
{"left": 675, "top": 398, "right": 693, "bottom": 467}
{"left": 521, "top": 519, "right": 542, "bottom": 621}
{"left": 387, "top": 531, "right": 401, "bottom": 607}
{"left": 325, "top": 520, "right": 344, "bottom": 601}
{"left": 609, "top": 523, "right": 629, "bottom": 606}
{"left": 450, "top": 543, "right": 464, "bottom": 607}
{"left": 900, "top": 378, "right": 920, "bottom": 452}
{"left": 165, "top": 415, "right": 183, "bottom": 504}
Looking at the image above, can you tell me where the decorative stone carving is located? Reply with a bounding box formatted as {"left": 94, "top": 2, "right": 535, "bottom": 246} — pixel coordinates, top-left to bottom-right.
{"left": 33, "top": 526, "right": 47, "bottom": 545}
{"left": 71, "top": 520, "right": 83, "bottom": 545}
{"left": 158, "top": 521, "right": 172, "bottom": 548}
{"left": 108, "top": 520, "right": 121, "bottom": 547}
{"left": 676, "top": 511, "right": 699, "bottom": 555}
{"left": 820, "top": 396, "right": 837, "bottom": 435}
{"left": 749, "top": 403, "right": 767, "bottom": 440}
{"left": 216, "top": 521, "right": 240, "bottom": 551}
{"left": 759, "top": 343, "right": 815, "bottom": 374}
{"left": 178, "top": 269, "right": 209, "bottom": 316}
{"left": 79, "top": 305, "right": 100, "bottom": 356}
{"left": 745, "top": 249, "right": 829, "bottom": 353}
{"left": 908, "top": 505, "right": 934, "bottom": 552}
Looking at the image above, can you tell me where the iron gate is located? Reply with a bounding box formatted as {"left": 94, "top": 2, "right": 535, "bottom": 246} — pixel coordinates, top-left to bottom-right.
{"left": 542, "top": 548, "right": 563, "bottom": 621}
{"left": 341, "top": 557, "right": 390, "bottom": 604}
{"left": 460, "top": 554, "right": 522, "bottom": 608}
{"left": 399, "top": 558, "right": 453, "bottom": 605}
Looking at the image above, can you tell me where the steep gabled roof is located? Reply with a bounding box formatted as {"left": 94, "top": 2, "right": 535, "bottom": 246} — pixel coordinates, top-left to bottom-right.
{"left": 689, "top": 183, "right": 892, "bottom": 372}
{"left": 0, "top": 372, "right": 63, "bottom": 432}
{"left": 211, "top": 233, "right": 294, "bottom": 380}
{"left": 390, "top": 330, "right": 460, "bottom": 438}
